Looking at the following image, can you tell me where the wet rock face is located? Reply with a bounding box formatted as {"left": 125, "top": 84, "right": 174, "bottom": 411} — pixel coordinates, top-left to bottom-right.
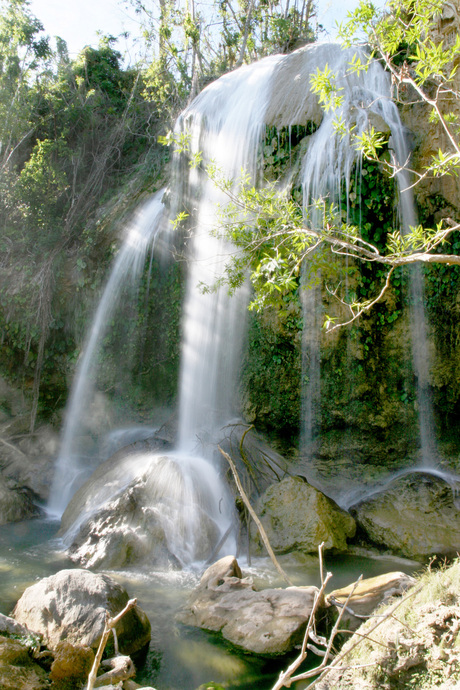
{"left": 349, "top": 472, "right": 460, "bottom": 559}
{"left": 0, "top": 635, "right": 49, "bottom": 690}
{"left": 12, "top": 569, "right": 151, "bottom": 659}
{"left": 178, "top": 555, "right": 320, "bottom": 655}
{"left": 0, "top": 475, "right": 42, "bottom": 525}
{"left": 251, "top": 476, "right": 356, "bottom": 555}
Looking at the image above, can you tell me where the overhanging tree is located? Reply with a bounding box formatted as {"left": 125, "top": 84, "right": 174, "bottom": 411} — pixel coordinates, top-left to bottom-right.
{"left": 194, "top": 0, "right": 460, "bottom": 329}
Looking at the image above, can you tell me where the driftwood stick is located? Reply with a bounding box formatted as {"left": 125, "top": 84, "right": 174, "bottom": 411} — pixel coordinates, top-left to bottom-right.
{"left": 271, "top": 544, "right": 332, "bottom": 690}
{"left": 297, "top": 585, "right": 421, "bottom": 688}
{"left": 218, "top": 445, "right": 293, "bottom": 586}
{"left": 86, "top": 598, "right": 137, "bottom": 690}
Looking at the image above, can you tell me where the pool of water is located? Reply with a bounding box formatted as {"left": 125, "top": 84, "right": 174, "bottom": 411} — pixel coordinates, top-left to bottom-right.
{"left": 0, "top": 517, "right": 418, "bottom": 689}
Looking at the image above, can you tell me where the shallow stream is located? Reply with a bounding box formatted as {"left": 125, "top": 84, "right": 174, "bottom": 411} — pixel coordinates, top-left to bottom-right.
{"left": 0, "top": 517, "right": 418, "bottom": 689}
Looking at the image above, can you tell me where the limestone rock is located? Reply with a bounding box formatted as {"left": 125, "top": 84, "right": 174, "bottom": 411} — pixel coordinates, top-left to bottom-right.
{"left": 49, "top": 640, "right": 94, "bottom": 685}
{"left": 327, "top": 571, "right": 416, "bottom": 631}
{"left": 12, "top": 569, "right": 151, "bottom": 658}
{"left": 61, "top": 453, "right": 222, "bottom": 569}
{"left": 349, "top": 471, "right": 460, "bottom": 559}
{"left": 0, "top": 475, "right": 42, "bottom": 525}
{"left": 0, "top": 635, "right": 49, "bottom": 690}
{"left": 178, "top": 555, "right": 321, "bottom": 655}
{"left": 251, "top": 476, "right": 356, "bottom": 555}
{"left": 0, "top": 612, "right": 37, "bottom": 639}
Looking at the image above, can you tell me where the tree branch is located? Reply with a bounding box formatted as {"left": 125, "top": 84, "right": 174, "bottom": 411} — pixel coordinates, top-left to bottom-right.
{"left": 218, "top": 445, "right": 293, "bottom": 585}
{"left": 85, "top": 598, "right": 137, "bottom": 690}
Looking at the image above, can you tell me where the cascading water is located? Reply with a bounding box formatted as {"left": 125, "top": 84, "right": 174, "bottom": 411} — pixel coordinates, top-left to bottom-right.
{"left": 52, "top": 41, "right": 440, "bottom": 568}
{"left": 265, "top": 43, "right": 438, "bottom": 469}
{"left": 362, "top": 80, "right": 438, "bottom": 466}
{"left": 174, "top": 54, "right": 285, "bottom": 452}
{"left": 49, "top": 192, "right": 167, "bottom": 515}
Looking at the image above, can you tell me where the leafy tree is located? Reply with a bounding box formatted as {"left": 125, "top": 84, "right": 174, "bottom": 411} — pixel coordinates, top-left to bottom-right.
{"left": 0, "top": 4, "right": 164, "bottom": 430}
{"left": 192, "top": 0, "right": 460, "bottom": 330}
{"left": 128, "top": 0, "right": 317, "bottom": 113}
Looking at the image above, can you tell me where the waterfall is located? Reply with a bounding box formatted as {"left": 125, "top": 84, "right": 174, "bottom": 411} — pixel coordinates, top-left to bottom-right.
{"left": 265, "top": 43, "right": 437, "bottom": 466}
{"left": 367, "top": 85, "right": 438, "bottom": 466}
{"left": 52, "top": 41, "right": 438, "bottom": 566}
{"left": 49, "top": 192, "right": 167, "bottom": 515}
{"left": 263, "top": 44, "right": 404, "bottom": 454}
{"left": 175, "top": 54, "right": 284, "bottom": 452}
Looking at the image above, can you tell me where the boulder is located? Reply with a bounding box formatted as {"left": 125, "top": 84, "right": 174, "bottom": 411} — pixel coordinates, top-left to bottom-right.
{"left": 251, "top": 476, "right": 356, "bottom": 555}
{"left": 177, "top": 555, "right": 321, "bottom": 655}
{"left": 0, "top": 423, "right": 59, "bottom": 502}
{"left": 12, "top": 569, "right": 151, "bottom": 658}
{"left": 327, "top": 571, "right": 416, "bottom": 631}
{"left": 60, "top": 453, "right": 224, "bottom": 569}
{"left": 349, "top": 471, "right": 460, "bottom": 559}
{"left": 0, "top": 475, "right": 42, "bottom": 525}
{"left": 0, "top": 612, "right": 38, "bottom": 639}
{"left": 0, "top": 635, "right": 49, "bottom": 690}
{"left": 49, "top": 640, "right": 94, "bottom": 686}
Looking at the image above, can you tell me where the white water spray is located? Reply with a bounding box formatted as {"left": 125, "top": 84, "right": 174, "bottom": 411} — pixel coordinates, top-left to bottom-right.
{"left": 175, "top": 54, "right": 284, "bottom": 452}
{"left": 49, "top": 192, "right": 167, "bottom": 515}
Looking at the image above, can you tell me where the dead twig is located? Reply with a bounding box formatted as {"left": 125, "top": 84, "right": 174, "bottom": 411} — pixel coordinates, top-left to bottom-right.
{"left": 85, "top": 598, "right": 137, "bottom": 690}
{"left": 218, "top": 445, "right": 293, "bottom": 586}
{"left": 303, "top": 585, "right": 422, "bottom": 688}
{"left": 271, "top": 543, "right": 333, "bottom": 690}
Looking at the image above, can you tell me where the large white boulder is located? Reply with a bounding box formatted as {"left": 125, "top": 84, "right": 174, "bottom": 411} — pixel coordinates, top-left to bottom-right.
{"left": 178, "top": 555, "right": 321, "bottom": 655}
{"left": 12, "top": 569, "right": 151, "bottom": 658}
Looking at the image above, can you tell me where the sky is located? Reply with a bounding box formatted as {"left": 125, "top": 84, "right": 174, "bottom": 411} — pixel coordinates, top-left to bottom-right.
{"left": 27, "top": 0, "right": 380, "bottom": 63}
{"left": 28, "top": 0, "right": 143, "bottom": 60}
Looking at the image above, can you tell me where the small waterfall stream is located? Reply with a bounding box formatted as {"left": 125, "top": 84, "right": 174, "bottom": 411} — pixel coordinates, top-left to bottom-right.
{"left": 49, "top": 192, "right": 167, "bottom": 515}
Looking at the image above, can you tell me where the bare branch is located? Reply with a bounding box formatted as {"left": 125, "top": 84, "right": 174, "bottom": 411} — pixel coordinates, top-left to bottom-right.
{"left": 86, "top": 598, "right": 137, "bottom": 690}
{"left": 218, "top": 445, "right": 293, "bottom": 586}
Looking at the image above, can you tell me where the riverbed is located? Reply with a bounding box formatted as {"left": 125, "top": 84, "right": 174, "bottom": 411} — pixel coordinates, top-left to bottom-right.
{"left": 0, "top": 517, "right": 418, "bottom": 689}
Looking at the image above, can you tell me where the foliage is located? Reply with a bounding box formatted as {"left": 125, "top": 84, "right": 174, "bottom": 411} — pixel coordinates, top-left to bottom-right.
{"left": 0, "top": 2, "right": 168, "bottom": 428}
{"left": 336, "top": 0, "right": 460, "bottom": 182}
{"left": 242, "top": 314, "right": 302, "bottom": 436}
{"left": 189, "top": 0, "right": 460, "bottom": 331}
{"left": 127, "top": 0, "right": 317, "bottom": 105}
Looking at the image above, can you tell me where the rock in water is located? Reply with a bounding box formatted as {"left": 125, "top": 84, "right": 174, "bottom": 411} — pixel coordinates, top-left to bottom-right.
{"left": 0, "top": 475, "right": 42, "bottom": 525}
{"left": 60, "top": 452, "right": 224, "bottom": 569}
{"left": 12, "top": 569, "right": 151, "bottom": 658}
{"left": 177, "top": 555, "right": 321, "bottom": 655}
{"left": 349, "top": 471, "right": 460, "bottom": 559}
{"left": 251, "top": 476, "right": 356, "bottom": 554}
{"left": 327, "top": 571, "right": 416, "bottom": 631}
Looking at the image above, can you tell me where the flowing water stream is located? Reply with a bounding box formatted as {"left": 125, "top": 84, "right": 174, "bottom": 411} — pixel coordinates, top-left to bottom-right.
{"left": 49, "top": 192, "right": 168, "bottom": 515}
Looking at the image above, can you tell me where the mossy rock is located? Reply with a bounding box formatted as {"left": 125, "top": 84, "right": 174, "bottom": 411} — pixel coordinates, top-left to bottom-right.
{"left": 0, "top": 636, "right": 49, "bottom": 690}
{"left": 251, "top": 476, "right": 356, "bottom": 554}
